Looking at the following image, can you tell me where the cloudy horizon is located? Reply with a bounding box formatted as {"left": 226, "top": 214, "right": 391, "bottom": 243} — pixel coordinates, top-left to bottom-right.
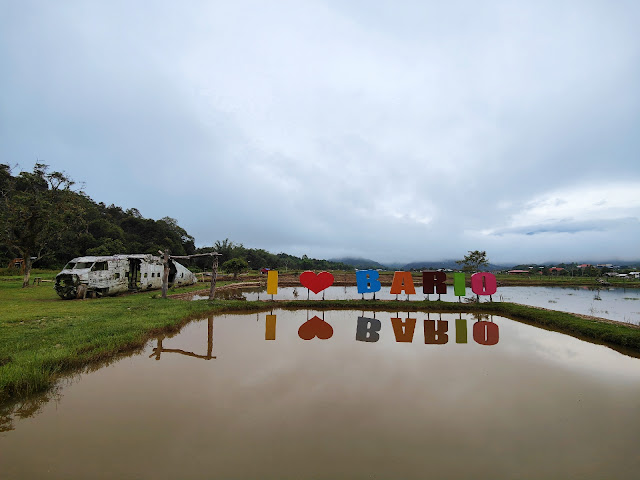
{"left": 2, "top": 1, "right": 639, "bottom": 265}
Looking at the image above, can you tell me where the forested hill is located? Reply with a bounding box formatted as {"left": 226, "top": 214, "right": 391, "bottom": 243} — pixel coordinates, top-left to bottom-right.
{"left": 0, "top": 163, "right": 353, "bottom": 272}
{"left": 0, "top": 163, "right": 196, "bottom": 268}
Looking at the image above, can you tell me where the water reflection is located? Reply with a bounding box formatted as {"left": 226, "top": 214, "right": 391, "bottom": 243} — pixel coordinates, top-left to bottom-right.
{"left": 2, "top": 310, "right": 640, "bottom": 479}
{"left": 150, "top": 316, "right": 216, "bottom": 360}
{"left": 0, "top": 385, "right": 62, "bottom": 433}
{"left": 356, "top": 313, "right": 499, "bottom": 345}
{"left": 298, "top": 313, "right": 334, "bottom": 340}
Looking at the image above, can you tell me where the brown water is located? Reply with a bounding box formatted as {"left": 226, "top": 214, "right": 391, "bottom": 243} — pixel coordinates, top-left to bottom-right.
{"left": 1, "top": 310, "right": 640, "bottom": 479}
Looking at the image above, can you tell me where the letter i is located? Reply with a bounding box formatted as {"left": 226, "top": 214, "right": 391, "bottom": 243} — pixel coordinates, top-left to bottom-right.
{"left": 267, "top": 270, "right": 278, "bottom": 295}
{"left": 265, "top": 315, "right": 276, "bottom": 340}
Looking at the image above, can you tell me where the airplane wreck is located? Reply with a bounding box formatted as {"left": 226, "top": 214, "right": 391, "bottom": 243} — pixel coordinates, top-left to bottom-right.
{"left": 54, "top": 254, "right": 198, "bottom": 299}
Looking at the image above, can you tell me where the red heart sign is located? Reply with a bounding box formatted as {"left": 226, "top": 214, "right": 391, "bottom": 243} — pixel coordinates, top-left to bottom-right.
{"left": 299, "top": 271, "right": 335, "bottom": 294}
{"left": 298, "top": 316, "right": 334, "bottom": 340}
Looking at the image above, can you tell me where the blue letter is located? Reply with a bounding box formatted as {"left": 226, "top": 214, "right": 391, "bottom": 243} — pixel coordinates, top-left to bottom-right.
{"left": 356, "top": 269, "right": 382, "bottom": 294}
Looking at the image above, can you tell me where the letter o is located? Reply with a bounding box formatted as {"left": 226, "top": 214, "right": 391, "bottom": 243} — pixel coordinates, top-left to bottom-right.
{"left": 471, "top": 272, "right": 497, "bottom": 295}
{"left": 472, "top": 321, "right": 499, "bottom": 345}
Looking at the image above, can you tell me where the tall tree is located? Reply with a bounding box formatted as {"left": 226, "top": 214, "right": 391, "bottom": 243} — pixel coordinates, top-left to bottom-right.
{"left": 456, "top": 250, "right": 490, "bottom": 272}
{"left": 0, "top": 163, "right": 82, "bottom": 286}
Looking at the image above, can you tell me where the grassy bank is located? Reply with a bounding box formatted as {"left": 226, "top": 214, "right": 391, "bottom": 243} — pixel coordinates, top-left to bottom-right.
{"left": 0, "top": 277, "right": 226, "bottom": 402}
{"left": 2, "top": 276, "right": 640, "bottom": 404}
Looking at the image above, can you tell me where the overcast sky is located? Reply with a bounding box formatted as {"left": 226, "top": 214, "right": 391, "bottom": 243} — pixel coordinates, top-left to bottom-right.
{"left": 1, "top": 1, "right": 639, "bottom": 264}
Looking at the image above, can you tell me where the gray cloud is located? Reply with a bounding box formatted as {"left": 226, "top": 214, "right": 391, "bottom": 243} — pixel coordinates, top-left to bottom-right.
{"left": 1, "top": 0, "right": 639, "bottom": 264}
{"left": 488, "top": 217, "right": 640, "bottom": 236}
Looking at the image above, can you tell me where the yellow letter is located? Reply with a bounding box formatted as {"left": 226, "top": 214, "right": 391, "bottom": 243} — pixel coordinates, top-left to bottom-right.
{"left": 267, "top": 270, "right": 278, "bottom": 295}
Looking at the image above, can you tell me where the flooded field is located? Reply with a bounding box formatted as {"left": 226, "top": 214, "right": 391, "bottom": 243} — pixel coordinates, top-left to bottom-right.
{"left": 2, "top": 310, "right": 640, "bottom": 479}
{"left": 222, "top": 285, "right": 640, "bottom": 325}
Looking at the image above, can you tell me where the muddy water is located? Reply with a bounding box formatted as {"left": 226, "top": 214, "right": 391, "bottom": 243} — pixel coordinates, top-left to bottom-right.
{"left": 2, "top": 310, "right": 640, "bottom": 479}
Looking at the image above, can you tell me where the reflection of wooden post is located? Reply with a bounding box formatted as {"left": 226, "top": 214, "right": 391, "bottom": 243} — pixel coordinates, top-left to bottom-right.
{"left": 207, "top": 316, "right": 213, "bottom": 358}
{"left": 161, "top": 250, "right": 170, "bottom": 299}
{"left": 209, "top": 256, "right": 218, "bottom": 300}
{"left": 154, "top": 336, "right": 164, "bottom": 360}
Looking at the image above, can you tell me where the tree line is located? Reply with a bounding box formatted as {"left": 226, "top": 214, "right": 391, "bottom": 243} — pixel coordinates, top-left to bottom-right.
{"left": 0, "top": 164, "right": 352, "bottom": 286}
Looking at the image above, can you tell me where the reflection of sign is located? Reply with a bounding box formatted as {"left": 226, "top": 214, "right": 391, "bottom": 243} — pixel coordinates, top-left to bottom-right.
{"left": 299, "top": 271, "right": 335, "bottom": 294}
{"left": 298, "top": 315, "right": 334, "bottom": 340}
{"left": 263, "top": 314, "right": 499, "bottom": 345}
{"left": 265, "top": 314, "right": 276, "bottom": 340}
{"left": 357, "top": 316, "right": 499, "bottom": 345}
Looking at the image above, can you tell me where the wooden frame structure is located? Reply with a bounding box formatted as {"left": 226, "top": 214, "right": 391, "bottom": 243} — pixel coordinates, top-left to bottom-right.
{"left": 159, "top": 251, "right": 221, "bottom": 300}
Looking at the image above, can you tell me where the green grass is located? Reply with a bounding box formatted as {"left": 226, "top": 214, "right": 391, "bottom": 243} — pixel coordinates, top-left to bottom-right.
{"left": 0, "top": 276, "right": 231, "bottom": 402}
{"left": 1, "top": 274, "right": 640, "bottom": 404}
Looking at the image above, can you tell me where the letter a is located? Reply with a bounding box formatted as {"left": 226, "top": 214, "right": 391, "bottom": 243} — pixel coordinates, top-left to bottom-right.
{"left": 391, "top": 318, "right": 416, "bottom": 342}
{"left": 390, "top": 271, "right": 416, "bottom": 295}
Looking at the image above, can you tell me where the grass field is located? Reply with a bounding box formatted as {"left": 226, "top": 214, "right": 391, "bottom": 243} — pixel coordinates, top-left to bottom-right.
{"left": 1, "top": 271, "right": 640, "bottom": 404}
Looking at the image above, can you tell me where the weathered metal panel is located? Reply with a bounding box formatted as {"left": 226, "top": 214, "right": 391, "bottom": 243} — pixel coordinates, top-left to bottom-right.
{"left": 54, "top": 254, "right": 197, "bottom": 299}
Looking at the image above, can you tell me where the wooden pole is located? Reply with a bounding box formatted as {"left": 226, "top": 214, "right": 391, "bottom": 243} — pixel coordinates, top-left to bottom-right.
{"left": 161, "top": 250, "right": 170, "bottom": 299}
{"left": 209, "top": 256, "right": 218, "bottom": 300}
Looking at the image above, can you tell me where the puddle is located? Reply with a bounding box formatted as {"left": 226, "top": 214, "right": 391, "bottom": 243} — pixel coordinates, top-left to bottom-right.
{"left": 2, "top": 310, "right": 640, "bottom": 479}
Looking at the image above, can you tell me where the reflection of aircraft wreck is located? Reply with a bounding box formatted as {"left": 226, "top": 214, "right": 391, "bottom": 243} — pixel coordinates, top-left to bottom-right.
{"left": 54, "top": 254, "right": 197, "bottom": 299}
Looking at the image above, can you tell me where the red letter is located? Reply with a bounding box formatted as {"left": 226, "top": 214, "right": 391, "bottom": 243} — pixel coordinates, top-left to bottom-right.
{"left": 424, "top": 320, "right": 449, "bottom": 344}
{"left": 473, "top": 321, "right": 499, "bottom": 345}
{"left": 422, "top": 271, "right": 447, "bottom": 294}
{"left": 471, "top": 272, "right": 497, "bottom": 295}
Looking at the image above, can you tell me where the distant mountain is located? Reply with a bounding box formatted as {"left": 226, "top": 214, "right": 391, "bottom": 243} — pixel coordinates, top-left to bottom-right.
{"left": 519, "top": 260, "right": 640, "bottom": 269}
{"left": 401, "top": 259, "right": 510, "bottom": 271}
{"left": 330, "top": 257, "right": 390, "bottom": 270}
{"left": 332, "top": 257, "right": 512, "bottom": 271}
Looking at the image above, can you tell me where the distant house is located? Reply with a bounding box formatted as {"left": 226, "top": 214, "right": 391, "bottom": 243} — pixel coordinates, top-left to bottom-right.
{"left": 507, "top": 270, "right": 529, "bottom": 275}
{"left": 630, "top": 272, "right": 640, "bottom": 279}
{"left": 260, "top": 268, "right": 270, "bottom": 274}
{"left": 549, "top": 267, "right": 565, "bottom": 275}
{"left": 577, "top": 264, "right": 592, "bottom": 269}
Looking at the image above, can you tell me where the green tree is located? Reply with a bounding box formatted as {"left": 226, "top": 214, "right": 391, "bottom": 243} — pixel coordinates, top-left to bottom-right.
{"left": 456, "top": 250, "right": 489, "bottom": 273}
{"left": 222, "top": 257, "right": 249, "bottom": 279}
{"left": 214, "top": 238, "right": 239, "bottom": 264}
{"left": 0, "top": 163, "right": 83, "bottom": 286}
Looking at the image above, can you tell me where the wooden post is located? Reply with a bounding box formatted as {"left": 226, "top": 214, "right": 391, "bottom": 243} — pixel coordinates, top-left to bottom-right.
{"left": 161, "top": 250, "right": 170, "bottom": 299}
{"left": 209, "top": 255, "right": 218, "bottom": 300}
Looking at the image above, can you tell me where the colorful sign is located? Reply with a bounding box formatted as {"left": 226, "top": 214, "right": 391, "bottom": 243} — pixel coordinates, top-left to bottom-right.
{"left": 283, "top": 270, "right": 499, "bottom": 298}
{"left": 258, "top": 314, "right": 500, "bottom": 345}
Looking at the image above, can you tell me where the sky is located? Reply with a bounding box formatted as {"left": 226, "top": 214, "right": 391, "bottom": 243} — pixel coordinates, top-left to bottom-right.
{"left": 1, "top": 0, "right": 639, "bottom": 265}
